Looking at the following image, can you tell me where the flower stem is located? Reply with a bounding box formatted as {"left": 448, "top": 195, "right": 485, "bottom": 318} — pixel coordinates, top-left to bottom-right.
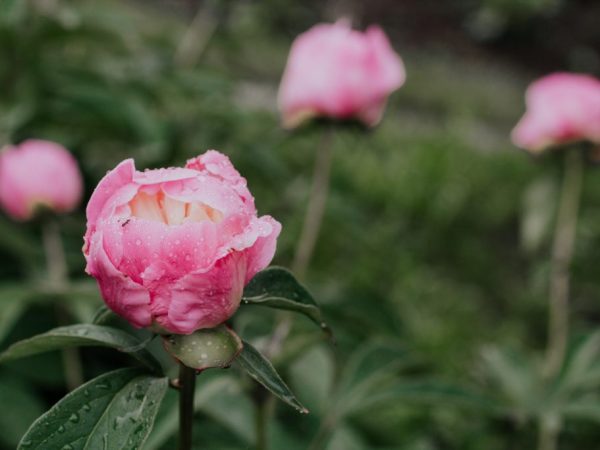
{"left": 544, "top": 148, "right": 583, "bottom": 377}
{"left": 538, "top": 148, "right": 583, "bottom": 450}
{"left": 178, "top": 364, "right": 197, "bottom": 450}
{"left": 254, "top": 389, "right": 273, "bottom": 450}
{"left": 292, "top": 127, "right": 335, "bottom": 280}
{"left": 42, "top": 219, "right": 84, "bottom": 391}
{"left": 42, "top": 219, "right": 68, "bottom": 288}
{"left": 538, "top": 417, "right": 560, "bottom": 450}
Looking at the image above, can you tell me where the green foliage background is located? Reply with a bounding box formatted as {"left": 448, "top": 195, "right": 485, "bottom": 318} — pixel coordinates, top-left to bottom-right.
{"left": 1, "top": 0, "right": 600, "bottom": 449}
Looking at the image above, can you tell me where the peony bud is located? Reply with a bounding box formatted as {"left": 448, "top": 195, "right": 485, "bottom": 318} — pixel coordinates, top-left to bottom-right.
{"left": 277, "top": 20, "right": 406, "bottom": 129}
{"left": 83, "top": 150, "right": 281, "bottom": 335}
{"left": 512, "top": 72, "right": 600, "bottom": 153}
{"left": 0, "top": 140, "right": 83, "bottom": 221}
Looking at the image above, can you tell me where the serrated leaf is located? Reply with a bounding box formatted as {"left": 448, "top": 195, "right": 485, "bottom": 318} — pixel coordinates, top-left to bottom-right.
{"left": 236, "top": 340, "right": 308, "bottom": 414}
{"left": 162, "top": 325, "right": 243, "bottom": 371}
{"left": 0, "top": 324, "right": 162, "bottom": 373}
{"left": 242, "top": 267, "right": 330, "bottom": 335}
{"left": 18, "top": 368, "right": 167, "bottom": 450}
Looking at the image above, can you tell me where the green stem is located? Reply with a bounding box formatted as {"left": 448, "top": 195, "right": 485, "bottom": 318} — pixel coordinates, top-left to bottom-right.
{"left": 537, "top": 416, "right": 560, "bottom": 450}
{"left": 178, "top": 364, "right": 197, "bottom": 450}
{"left": 292, "top": 127, "right": 335, "bottom": 280}
{"left": 544, "top": 149, "right": 583, "bottom": 377}
{"left": 538, "top": 149, "right": 583, "bottom": 450}
{"left": 307, "top": 413, "right": 336, "bottom": 450}
{"left": 266, "top": 127, "right": 335, "bottom": 357}
{"left": 254, "top": 391, "right": 273, "bottom": 450}
{"left": 174, "top": 1, "right": 219, "bottom": 68}
{"left": 42, "top": 219, "right": 84, "bottom": 391}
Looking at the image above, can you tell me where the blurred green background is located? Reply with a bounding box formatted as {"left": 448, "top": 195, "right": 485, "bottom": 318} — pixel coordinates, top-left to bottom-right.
{"left": 2, "top": 0, "right": 600, "bottom": 449}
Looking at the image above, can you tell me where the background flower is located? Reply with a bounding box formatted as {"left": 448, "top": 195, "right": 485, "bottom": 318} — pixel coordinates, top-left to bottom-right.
{"left": 278, "top": 21, "right": 406, "bottom": 129}
{"left": 512, "top": 73, "right": 600, "bottom": 152}
{"left": 0, "top": 140, "right": 83, "bottom": 221}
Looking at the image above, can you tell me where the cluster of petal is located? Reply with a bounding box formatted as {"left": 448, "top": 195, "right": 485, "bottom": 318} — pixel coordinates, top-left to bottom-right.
{"left": 278, "top": 21, "right": 406, "bottom": 129}
{"left": 0, "top": 140, "right": 83, "bottom": 221}
{"left": 83, "top": 151, "right": 281, "bottom": 335}
{"left": 512, "top": 72, "right": 600, "bottom": 153}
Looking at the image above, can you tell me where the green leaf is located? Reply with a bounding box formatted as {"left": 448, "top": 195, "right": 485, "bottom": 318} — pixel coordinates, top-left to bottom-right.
{"left": 162, "top": 325, "right": 243, "bottom": 371}
{"left": 237, "top": 340, "right": 308, "bottom": 414}
{"left": 242, "top": 267, "right": 331, "bottom": 336}
{"left": 91, "top": 305, "right": 116, "bottom": 326}
{"left": 0, "top": 324, "right": 162, "bottom": 373}
{"left": 18, "top": 368, "right": 168, "bottom": 450}
{"left": 346, "top": 380, "right": 498, "bottom": 414}
{"left": 0, "top": 373, "right": 45, "bottom": 449}
{"left": 0, "top": 285, "right": 32, "bottom": 345}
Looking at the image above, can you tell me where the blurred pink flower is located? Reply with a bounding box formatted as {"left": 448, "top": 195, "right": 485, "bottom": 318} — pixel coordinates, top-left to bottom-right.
{"left": 512, "top": 73, "right": 600, "bottom": 153}
{"left": 278, "top": 21, "right": 406, "bottom": 129}
{"left": 0, "top": 140, "right": 83, "bottom": 221}
{"left": 83, "top": 150, "right": 281, "bottom": 335}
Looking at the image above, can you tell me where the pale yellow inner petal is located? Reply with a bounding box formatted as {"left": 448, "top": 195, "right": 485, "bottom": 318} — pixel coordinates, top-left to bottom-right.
{"left": 129, "top": 191, "right": 222, "bottom": 225}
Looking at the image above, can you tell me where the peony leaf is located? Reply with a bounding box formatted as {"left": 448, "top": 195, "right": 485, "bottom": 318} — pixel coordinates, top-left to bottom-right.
{"left": 237, "top": 339, "right": 308, "bottom": 414}
{"left": 18, "top": 368, "right": 167, "bottom": 450}
{"left": 0, "top": 324, "right": 162, "bottom": 373}
{"left": 242, "top": 267, "right": 331, "bottom": 337}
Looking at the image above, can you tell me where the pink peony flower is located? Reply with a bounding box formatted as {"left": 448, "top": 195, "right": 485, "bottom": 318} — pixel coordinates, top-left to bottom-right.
{"left": 83, "top": 150, "right": 281, "bottom": 335}
{"left": 278, "top": 21, "right": 406, "bottom": 129}
{"left": 512, "top": 72, "right": 600, "bottom": 153}
{"left": 0, "top": 140, "right": 83, "bottom": 221}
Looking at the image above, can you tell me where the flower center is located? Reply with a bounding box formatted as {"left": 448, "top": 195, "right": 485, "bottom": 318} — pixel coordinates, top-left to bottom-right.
{"left": 129, "top": 191, "right": 222, "bottom": 225}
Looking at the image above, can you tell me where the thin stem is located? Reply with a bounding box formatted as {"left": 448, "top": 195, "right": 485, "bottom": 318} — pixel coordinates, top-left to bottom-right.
{"left": 537, "top": 417, "right": 560, "bottom": 450}
{"left": 537, "top": 149, "right": 583, "bottom": 450}
{"left": 42, "top": 219, "right": 84, "bottom": 391}
{"left": 178, "top": 364, "right": 197, "bottom": 450}
{"left": 292, "top": 127, "right": 335, "bottom": 280}
{"left": 254, "top": 390, "right": 273, "bottom": 450}
{"left": 174, "top": 2, "right": 219, "bottom": 68}
{"left": 42, "top": 219, "right": 68, "bottom": 288}
{"left": 265, "top": 127, "right": 335, "bottom": 361}
{"left": 307, "top": 413, "right": 336, "bottom": 450}
{"left": 544, "top": 149, "right": 583, "bottom": 377}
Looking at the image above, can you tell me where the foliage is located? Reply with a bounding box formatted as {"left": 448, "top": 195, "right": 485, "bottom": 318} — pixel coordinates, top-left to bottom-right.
{"left": 2, "top": 1, "right": 600, "bottom": 449}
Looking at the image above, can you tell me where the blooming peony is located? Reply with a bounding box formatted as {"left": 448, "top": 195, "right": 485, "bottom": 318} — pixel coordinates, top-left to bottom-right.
{"left": 83, "top": 151, "right": 281, "bottom": 335}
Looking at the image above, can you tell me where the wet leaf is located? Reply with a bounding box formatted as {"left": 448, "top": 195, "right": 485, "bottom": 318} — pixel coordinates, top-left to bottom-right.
{"left": 18, "top": 368, "right": 167, "bottom": 450}
{"left": 242, "top": 267, "right": 331, "bottom": 337}
{"left": 237, "top": 339, "right": 308, "bottom": 414}
{"left": 0, "top": 324, "right": 162, "bottom": 373}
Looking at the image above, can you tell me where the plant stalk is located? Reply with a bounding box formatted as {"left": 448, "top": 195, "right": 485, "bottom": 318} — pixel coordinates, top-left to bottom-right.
{"left": 42, "top": 219, "right": 84, "bottom": 391}
{"left": 544, "top": 148, "right": 583, "bottom": 377}
{"left": 538, "top": 148, "right": 583, "bottom": 450}
{"left": 178, "top": 364, "right": 197, "bottom": 450}
{"left": 254, "top": 389, "right": 273, "bottom": 450}
{"left": 292, "top": 127, "right": 335, "bottom": 280}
